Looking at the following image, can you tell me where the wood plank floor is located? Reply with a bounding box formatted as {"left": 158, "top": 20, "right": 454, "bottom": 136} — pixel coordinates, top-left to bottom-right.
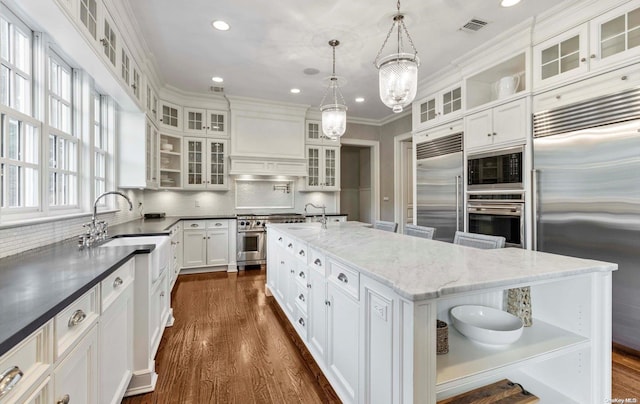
{"left": 122, "top": 269, "right": 339, "bottom": 404}
{"left": 123, "top": 270, "right": 640, "bottom": 403}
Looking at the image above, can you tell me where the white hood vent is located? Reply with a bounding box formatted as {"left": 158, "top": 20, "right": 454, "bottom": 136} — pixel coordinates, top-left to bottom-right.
{"left": 229, "top": 155, "right": 307, "bottom": 177}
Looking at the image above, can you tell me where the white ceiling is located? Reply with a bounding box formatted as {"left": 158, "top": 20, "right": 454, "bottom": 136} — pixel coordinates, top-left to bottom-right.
{"left": 129, "top": 0, "right": 563, "bottom": 121}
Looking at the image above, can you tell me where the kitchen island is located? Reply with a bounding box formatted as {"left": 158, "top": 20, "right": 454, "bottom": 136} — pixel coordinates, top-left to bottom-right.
{"left": 266, "top": 222, "right": 616, "bottom": 404}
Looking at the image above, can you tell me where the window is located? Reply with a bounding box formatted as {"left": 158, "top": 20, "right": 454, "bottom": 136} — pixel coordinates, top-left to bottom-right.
{"left": 0, "top": 109, "right": 40, "bottom": 210}
{"left": 48, "top": 52, "right": 78, "bottom": 208}
{"left": 0, "top": 10, "right": 32, "bottom": 116}
{"left": 93, "top": 94, "right": 107, "bottom": 202}
{"left": 80, "top": 0, "right": 98, "bottom": 39}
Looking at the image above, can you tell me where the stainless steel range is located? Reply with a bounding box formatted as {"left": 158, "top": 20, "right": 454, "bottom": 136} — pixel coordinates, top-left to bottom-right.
{"left": 236, "top": 213, "right": 305, "bottom": 269}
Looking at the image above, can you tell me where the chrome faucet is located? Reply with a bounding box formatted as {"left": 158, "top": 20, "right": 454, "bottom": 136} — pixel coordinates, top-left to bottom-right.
{"left": 79, "top": 191, "right": 133, "bottom": 248}
{"left": 304, "top": 203, "right": 327, "bottom": 230}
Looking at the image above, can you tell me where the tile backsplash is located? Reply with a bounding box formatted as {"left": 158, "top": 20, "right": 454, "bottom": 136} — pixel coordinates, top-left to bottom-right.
{"left": 0, "top": 190, "right": 143, "bottom": 259}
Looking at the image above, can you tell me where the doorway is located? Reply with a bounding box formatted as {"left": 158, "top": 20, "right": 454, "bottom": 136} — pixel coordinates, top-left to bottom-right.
{"left": 394, "top": 132, "right": 413, "bottom": 234}
{"left": 339, "top": 139, "right": 379, "bottom": 224}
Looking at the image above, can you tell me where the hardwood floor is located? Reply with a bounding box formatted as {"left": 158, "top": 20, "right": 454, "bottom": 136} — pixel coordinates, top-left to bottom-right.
{"left": 122, "top": 270, "right": 339, "bottom": 404}
{"left": 122, "top": 270, "right": 640, "bottom": 403}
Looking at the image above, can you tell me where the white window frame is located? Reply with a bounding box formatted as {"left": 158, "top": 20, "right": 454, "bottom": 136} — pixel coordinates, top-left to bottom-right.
{"left": 0, "top": 8, "right": 32, "bottom": 116}
{"left": 47, "top": 50, "right": 78, "bottom": 210}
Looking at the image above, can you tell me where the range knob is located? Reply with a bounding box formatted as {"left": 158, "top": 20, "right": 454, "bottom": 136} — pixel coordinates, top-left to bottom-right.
{"left": 262, "top": 223, "right": 266, "bottom": 227}
{"left": 256, "top": 221, "right": 261, "bottom": 226}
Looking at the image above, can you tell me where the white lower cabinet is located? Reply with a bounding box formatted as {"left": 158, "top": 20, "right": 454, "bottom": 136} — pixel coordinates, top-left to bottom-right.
{"left": 149, "top": 272, "right": 169, "bottom": 358}
{"left": 206, "top": 229, "right": 229, "bottom": 266}
{"left": 326, "top": 280, "right": 359, "bottom": 403}
{"left": 53, "top": 325, "right": 98, "bottom": 404}
{"left": 308, "top": 267, "right": 327, "bottom": 363}
{"left": 99, "top": 259, "right": 135, "bottom": 404}
{"left": 182, "top": 229, "right": 207, "bottom": 267}
{"left": 18, "top": 377, "right": 51, "bottom": 404}
{"left": 182, "top": 220, "right": 233, "bottom": 270}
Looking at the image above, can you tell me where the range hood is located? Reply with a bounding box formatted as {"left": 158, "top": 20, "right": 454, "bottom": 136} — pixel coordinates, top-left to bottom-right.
{"left": 229, "top": 155, "right": 307, "bottom": 177}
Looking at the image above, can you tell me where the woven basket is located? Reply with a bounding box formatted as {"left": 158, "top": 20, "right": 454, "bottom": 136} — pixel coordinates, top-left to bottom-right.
{"left": 437, "top": 320, "right": 449, "bottom": 355}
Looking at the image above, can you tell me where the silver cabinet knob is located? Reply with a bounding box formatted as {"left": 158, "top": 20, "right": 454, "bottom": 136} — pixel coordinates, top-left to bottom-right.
{"left": 580, "top": 57, "right": 586, "bottom": 62}
{"left": 337, "top": 273, "right": 348, "bottom": 283}
{"left": 0, "top": 366, "right": 23, "bottom": 398}
{"left": 590, "top": 54, "right": 596, "bottom": 59}
{"left": 325, "top": 300, "right": 331, "bottom": 306}
{"left": 298, "top": 294, "right": 305, "bottom": 302}
{"left": 56, "top": 394, "right": 70, "bottom": 404}
{"left": 299, "top": 271, "right": 306, "bottom": 279}
{"left": 307, "top": 283, "right": 311, "bottom": 289}
{"left": 298, "top": 318, "right": 305, "bottom": 327}
{"left": 68, "top": 309, "right": 86, "bottom": 328}
{"left": 298, "top": 250, "right": 305, "bottom": 256}
{"left": 278, "top": 237, "right": 283, "bottom": 241}
{"left": 314, "top": 258, "right": 322, "bottom": 266}
{"left": 288, "top": 243, "right": 293, "bottom": 248}
{"left": 487, "top": 133, "right": 492, "bottom": 137}
{"left": 113, "top": 277, "right": 123, "bottom": 288}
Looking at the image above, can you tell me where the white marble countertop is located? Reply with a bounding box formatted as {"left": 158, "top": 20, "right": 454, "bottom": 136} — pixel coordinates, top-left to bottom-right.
{"left": 267, "top": 222, "right": 617, "bottom": 301}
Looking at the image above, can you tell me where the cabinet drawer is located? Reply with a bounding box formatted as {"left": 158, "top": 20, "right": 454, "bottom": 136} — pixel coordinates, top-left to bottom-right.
{"left": 308, "top": 248, "right": 326, "bottom": 275}
{"left": 100, "top": 258, "right": 135, "bottom": 313}
{"left": 0, "top": 322, "right": 52, "bottom": 403}
{"left": 294, "top": 307, "right": 308, "bottom": 340}
{"left": 295, "top": 283, "right": 308, "bottom": 313}
{"left": 54, "top": 287, "right": 99, "bottom": 360}
{"left": 328, "top": 260, "right": 359, "bottom": 300}
{"left": 206, "top": 220, "right": 228, "bottom": 229}
{"left": 168, "top": 222, "right": 181, "bottom": 236}
{"left": 183, "top": 220, "right": 206, "bottom": 230}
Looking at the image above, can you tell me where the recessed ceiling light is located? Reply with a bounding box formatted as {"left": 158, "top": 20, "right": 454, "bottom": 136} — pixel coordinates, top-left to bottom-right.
{"left": 290, "top": 88, "right": 301, "bottom": 94}
{"left": 500, "top": 0, "right": 521, "bottom": 7}
{"left": 212, "top": 20, "right": 230, "bottom": 31}
{"left": 355, "top": 97, "right": 365, "bottom": 103}
{"left": 211, "top": 76, "right": 224, "bottom": 83}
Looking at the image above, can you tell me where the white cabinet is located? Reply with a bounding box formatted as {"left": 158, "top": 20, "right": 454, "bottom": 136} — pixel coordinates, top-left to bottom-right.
{"left": 533, "top": 24, "right": 589, "bottom": 88}
{"left": 169, "top": 222, "right": 182, "bottom": 289}
{"left": 589, "top": 2, "right": 640, "bottom": 72}
{"left": 99, "top": 11, "right": 118, "bottom": 71}
{"left": 118, "top": 113, "right": 158, "bottom": 189}
{"left": 149, "top": 272, "right": 168, "bottom": 357}
{"left": 413, "top": 85, "right": 463, "bottom": 129}
{"left": 464, "top": 98, "right": 527, "bottom": 151}
{"left": 183, "top": 138, "right": 228, "bottom": 190}
{"left": 159, "top": 133, "right": 182, "bottom": 189}
{"left": 184, "top": 107, "right": 228, "bottom": 137}
{"left": 305, "top": 120, "right": 340, "bottom": 146}
{"left": 182, "top": 220, "right": 231, "bottom": 270}
{"left": 145, "top": 118, "right": 159, "bottom": 189}
{"left": 99, "top": 259, "right": 134, "bottom": 404}
{"left": 53, "top": 325, "right": 98, "bottom": 404}
{"left": 304, "top": 145, "right": 340, "bottom": 191}
{"left": 146, "top": 83, "right": 159, "bottom": 121}
{"left": 326, "top": 278, "right": 359, "bottom": 404}
{"left": 308, "top": 255, "right": 327, "bottom": 364}
{"left": 158, "top": 100, "right": 182, "bottom": 131}
{"left": 130, "top": 60, "right": 142, "bottom": 104}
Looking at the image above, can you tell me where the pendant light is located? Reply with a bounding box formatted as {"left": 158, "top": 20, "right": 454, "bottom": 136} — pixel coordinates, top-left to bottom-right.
{"left": 320, "top": 40, "right": 347, "bottom": 139}
{"left": 374, "top": 0, "right": 420, "bottom": 113}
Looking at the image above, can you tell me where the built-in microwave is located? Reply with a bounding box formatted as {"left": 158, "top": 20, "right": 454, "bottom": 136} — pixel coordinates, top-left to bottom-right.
{"left": 467, "top": 146, "right": 523, "bottom": 190}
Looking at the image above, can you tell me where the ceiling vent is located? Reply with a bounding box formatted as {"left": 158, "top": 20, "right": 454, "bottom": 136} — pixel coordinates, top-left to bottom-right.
{"left": 210, "top": 86, "right": 225, "bottom": 93}
{"left": 460, "top": 18, "right": 488, "bottom": 32}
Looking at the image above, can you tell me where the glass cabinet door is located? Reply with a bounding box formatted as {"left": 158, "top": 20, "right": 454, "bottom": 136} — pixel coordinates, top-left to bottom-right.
{"left": 207, "top": 111, "right": 227, "bottom": 136}
{"left": 533, "top": 24, "right": 588, "bottom": 88}
{"left": 186, "top": 109, "right": 205, "bottom": 132}
{"left": 208, "top": 140, "right": 225, "bottom": 186}
{"left": 419, "top": 97, "right": 437, "bottom": 124}
{"left": 441, "top": 87, "right": 462, "bottom": 116}
{"left": 185, "top": 138, "right": 204, "bottom": 187}
{"left": 590, "top": 3, "right": 640, "bottom": 70}
{"left": 307, "top": 146, "right": 320, "bottom": 188}
{"left": 324, "top": 148, "right": 336, "bottom": 187}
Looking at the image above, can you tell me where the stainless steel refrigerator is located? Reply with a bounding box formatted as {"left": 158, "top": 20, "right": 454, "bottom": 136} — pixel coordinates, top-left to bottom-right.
{"left": 533, "top": 89, "right": 640, "bottom": 350}
{"left": 415, "top": 132, "right": 463, "bottom": 243}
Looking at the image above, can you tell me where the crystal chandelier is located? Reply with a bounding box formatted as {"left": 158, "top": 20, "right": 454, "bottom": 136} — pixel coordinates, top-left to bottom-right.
{"left": 320, "top": 40, "right": 347, "bottom": 139}
{"left": 374, "top": 0, "right": 420, "bottom": 113}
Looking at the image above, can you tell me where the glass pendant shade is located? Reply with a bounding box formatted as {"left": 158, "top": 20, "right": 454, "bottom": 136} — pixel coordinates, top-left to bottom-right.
{"left": 377, "top": 53, "right": 419, "bottom": 113}
{"left": 321, "top": 103, "right": 347, "bottom": 139}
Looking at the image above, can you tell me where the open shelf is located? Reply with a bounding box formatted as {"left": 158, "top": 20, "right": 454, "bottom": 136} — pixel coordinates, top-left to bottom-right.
{"left": 436, "top": 319, "right": 588, "bottom": 389}
{"left": 465, "top": 52, "right": 526, "bottom": 110}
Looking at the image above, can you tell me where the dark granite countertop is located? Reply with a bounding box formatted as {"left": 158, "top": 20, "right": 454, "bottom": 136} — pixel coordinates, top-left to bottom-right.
{"left": 304, "top": 213, "right": 348, "bottom": 217}
{"left": 108, "top": 215, "right": 237, "bottom": 237}
{"left": 0, "top": 239, "right": 151, "bottom": 356}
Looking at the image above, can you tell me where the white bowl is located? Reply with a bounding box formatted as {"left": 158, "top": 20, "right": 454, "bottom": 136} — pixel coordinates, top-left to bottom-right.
{"left": 161, "top": 143, "right": 173, "bottom": 151}
{"left": 450, "top": 305, "right": 523, "bottom": 346}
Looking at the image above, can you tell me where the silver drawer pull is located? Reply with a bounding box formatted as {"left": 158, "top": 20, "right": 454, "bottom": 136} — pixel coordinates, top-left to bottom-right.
{"left": 298, "top": 294, "right": 305, "bottom": 302}
{"left": 298, "top": 249, "right": 305, "bottom": 257}
{"left": 337, "top": 273, "right": 348, "bottom": 284}
{"left": 278, "top": 237, "right": 283, "bottom": 241}
{"left": 113, "top": 277, "right": 124, "bottom": 288}
{"left": 190, "top": 223, "right": 199, "bottom": 227}
{"left": 314, "top": 258, "right": 322, "bottom": 266}
{"left": 299, "top": 271, "right": 306, "bottom": 279}
{"left": 56, "top": 394, "right": 70, "bottom": 404}
{"left": 0, "top": 366, "right": 23, "bottom": 398}
{"left": 298, "top": 318, "right": 305, "bottom": 327}
{"left": 68, "top": 309, "right": 87, "bottom": 328}
{"left": 288, "top": 243, "right": 293, "bottom": 248}
{"left": 214, "top": 223, "right": 222, "bottom": 226}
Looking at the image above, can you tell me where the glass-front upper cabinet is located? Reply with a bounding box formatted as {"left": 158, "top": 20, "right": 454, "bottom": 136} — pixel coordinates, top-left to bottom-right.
{"left": 533, "top": 24, "right": 588, "bottom": 88}
{"left": 412, "top": 85, "right": 462, "bottom": 130}
{"left": 304, "top": 145, "right": 340, "bottom": 191}
{"left": 590, "top": 2, "right": 640, "bottom": 71}
{"left": 183, "top": 137, "right": 227, "bottom": 190}
{"left": 159, "top": 100, "right": 182, "bottom": 131}
{"left": 184, "top": 108, "right": 228, "bottom": 137}
{"left": 305, "top": 120, "right": 339, "bottom": 145}
{"left": 146, "top": 83, "right": 158, "bottom": 121}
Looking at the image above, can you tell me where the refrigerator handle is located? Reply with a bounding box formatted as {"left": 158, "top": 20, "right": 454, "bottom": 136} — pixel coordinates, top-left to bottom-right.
{"left": 455, "top": 175, "right": 462, "bottom": 231}
{"left": 532, "top": 169, "right": 538, "bottom": 251}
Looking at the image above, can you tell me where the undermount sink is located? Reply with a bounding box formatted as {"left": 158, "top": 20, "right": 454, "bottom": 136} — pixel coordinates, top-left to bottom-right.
{"left": 450, "top": 305, "right": 524, "bottom": 346}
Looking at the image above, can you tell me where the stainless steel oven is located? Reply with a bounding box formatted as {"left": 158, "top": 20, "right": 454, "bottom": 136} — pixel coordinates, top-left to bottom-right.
{"left": 467, "top": 193, "right": 524, "bottom": 248}
{"left": 467, "top": 146, "right": 523, "bottom": 191}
